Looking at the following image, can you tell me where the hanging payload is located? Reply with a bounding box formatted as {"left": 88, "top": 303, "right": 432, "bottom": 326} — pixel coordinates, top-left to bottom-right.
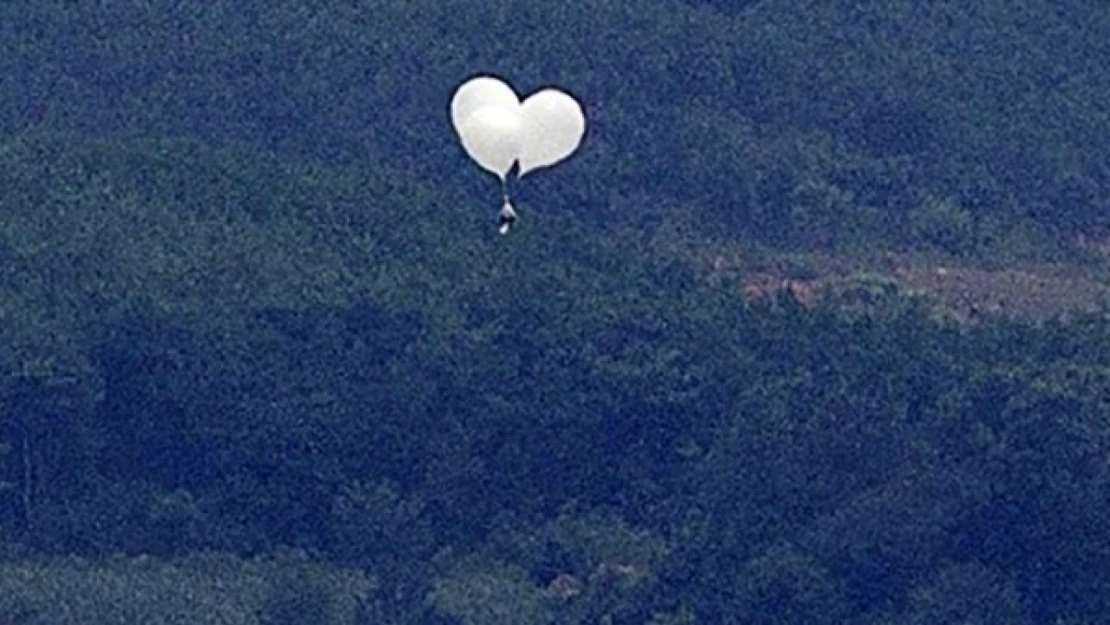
{"left": 497, "top": 198, "right": 517, "bottom": 235}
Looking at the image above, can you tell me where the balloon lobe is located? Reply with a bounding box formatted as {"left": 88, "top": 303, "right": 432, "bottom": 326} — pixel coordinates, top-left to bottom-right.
{"left": 455, "top": 104, "right": 524, "bottom": 179}
{"left": 450, "top": 76, "right": 585, "bottom": 179}
{"left": 518, "top": 89, "right": 586, "bottom": 176}
{"left": 451, "top": 76, "right": 519, "bottom": 128}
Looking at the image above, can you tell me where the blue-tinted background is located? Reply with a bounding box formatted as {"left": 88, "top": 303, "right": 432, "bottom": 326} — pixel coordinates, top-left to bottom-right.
{"left": 0, "top": 2, "right": 1108, "bottom": 624}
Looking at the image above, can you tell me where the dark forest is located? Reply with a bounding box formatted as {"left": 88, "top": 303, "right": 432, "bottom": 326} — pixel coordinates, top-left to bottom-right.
{"left": 1, "top": 1, "right": 1108, "bottom": 623}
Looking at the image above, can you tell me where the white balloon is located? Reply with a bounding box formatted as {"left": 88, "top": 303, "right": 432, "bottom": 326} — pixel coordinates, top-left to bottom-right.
{"left": 450, "top": 76, "right": 586, "bottom": 182}
{"left": 451, "top": 76, "right": 519, "bottom": 130}
{"left": 518, "top": 89, "right": 586, "bottom": 176}
{"left": 454, "top": 103, "right": 524, "bottom": 179}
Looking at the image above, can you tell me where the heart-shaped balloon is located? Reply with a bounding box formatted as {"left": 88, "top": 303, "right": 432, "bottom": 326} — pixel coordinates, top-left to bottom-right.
{"left": 450, "top": 75, "right": 586, "bottom": 180}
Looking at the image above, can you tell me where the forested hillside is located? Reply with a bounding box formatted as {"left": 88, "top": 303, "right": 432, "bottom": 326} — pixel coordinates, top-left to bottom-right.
{"left": 0, "top": 1, "right": 1108, "bottom": 624}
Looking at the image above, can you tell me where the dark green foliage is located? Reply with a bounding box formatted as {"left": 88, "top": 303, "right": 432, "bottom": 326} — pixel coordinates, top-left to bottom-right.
{"left": 0, "top": 596, "right": 39, "bottom": 625}
{"left": 0, "top": 1, "right": 1108, "bottom": 624}
{"left": 2, "top": 0, "right": 1107, "bottom": 253}
{"left": 260, "top": 564, "right": 336, "bottom": 625}
{"left": 0, "top": 550, "right": 372, "bottom": 625}
{"left": 880, "top": 562, "right": 1032, "bottom": 625}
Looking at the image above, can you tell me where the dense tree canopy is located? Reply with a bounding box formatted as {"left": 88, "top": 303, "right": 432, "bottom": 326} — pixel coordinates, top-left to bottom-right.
{"left": 1, "top": 1, "right": 1108, "bottom": 624}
